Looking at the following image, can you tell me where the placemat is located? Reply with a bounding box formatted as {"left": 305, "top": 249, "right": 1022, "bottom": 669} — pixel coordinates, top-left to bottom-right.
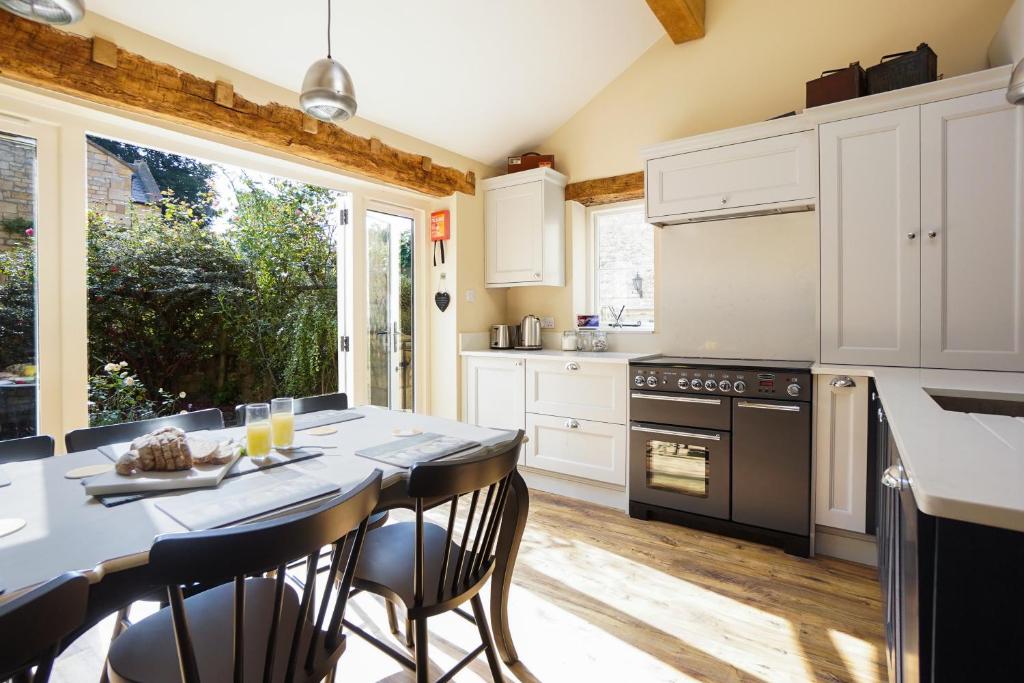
{"left": 295, "top": 410, "right": 365, "bottom": 431}
{"left": 355, "top": 433, "right": 480, "bottom": 468}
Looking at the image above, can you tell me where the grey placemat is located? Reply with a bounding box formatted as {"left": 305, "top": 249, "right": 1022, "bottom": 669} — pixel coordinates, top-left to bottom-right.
{"left": 355, "top": 433, "right": 480, "bottom": 468}
{"left": 294, "top": 410, "right": 365, "bottom": 431}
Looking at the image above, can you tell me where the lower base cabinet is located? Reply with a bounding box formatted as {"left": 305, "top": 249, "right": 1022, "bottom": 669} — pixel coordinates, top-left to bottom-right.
{"left": 524, "top": 413, "right": 626, "bottom": 486}
{"left": 877, "top": 399, "right": 1024, "bottom": 683}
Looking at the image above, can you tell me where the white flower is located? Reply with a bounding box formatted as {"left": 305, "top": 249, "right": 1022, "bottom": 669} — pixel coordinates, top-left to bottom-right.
{"left": 103, "top": 363, "right": 118, "bottom": 373}
{"left": 119, "top": 361, "right": 128, "bottom": 367}
{"left": 179, "top": 409, "right": 188, "bottom": 414}
{"left": 179, "top": 391, "right": 187, "bottom": 399}
{"left": 124, "top": 376, "right": 135, "bottom": 386}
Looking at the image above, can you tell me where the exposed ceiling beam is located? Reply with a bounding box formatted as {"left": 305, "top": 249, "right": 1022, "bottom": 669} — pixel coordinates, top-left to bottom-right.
{"left": 645, "top": 0, "right": 705, "bottom": 44}
{"left": 565, "top": 171, "right": 644, "bottom": 207}
{"left": 0, "top": 13, "right": 475, "bottom": 197}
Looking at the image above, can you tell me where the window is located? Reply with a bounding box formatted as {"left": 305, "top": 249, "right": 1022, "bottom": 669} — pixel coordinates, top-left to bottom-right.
{"left": 589, "top": 203, "right": 655, "bottom": 330}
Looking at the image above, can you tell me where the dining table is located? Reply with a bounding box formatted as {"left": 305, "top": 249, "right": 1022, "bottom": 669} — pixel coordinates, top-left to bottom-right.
{"left": 0, "top": 406, "right": 529, "bottom": 664}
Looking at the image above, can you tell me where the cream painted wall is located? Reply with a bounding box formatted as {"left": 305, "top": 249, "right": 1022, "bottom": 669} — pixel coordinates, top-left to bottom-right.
{"left": 506, "top": 0, "right": 1011, "bottom": 348}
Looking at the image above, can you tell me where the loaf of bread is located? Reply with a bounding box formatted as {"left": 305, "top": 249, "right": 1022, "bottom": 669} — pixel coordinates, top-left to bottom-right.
{"left": 114, "top": 427, "right": 236, "bottom": 475}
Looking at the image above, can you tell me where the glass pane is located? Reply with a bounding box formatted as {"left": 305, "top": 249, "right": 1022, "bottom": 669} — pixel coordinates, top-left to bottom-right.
{"left": 594, "top": 208, "right": 655, "bottom": 329}
{"left": 396, "top": 219, "right": 413, "bottom": 411}
{"left": 86, "top": 134, "right": 345, "bottom": 427}
{"left": 366, "top": 211, "right": 390, "bottom": 408}
{"left": 0, "top": 134, "right": 38, "bottom": 438}
{"left": 646, "top": 440, "right": 709, "bottom": 497}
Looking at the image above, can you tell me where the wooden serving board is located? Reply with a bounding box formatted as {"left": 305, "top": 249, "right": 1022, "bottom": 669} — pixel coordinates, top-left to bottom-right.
{"left": 83, "top": 449, "right": 241, "bottom": 497}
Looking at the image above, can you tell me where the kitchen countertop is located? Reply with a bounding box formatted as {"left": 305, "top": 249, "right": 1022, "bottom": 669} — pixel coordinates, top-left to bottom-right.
{"left": 460, "top": 348, "right": 654, "bottom": 364}
{"left": 815, "top": 364, "right": 1024, "bottom": 532}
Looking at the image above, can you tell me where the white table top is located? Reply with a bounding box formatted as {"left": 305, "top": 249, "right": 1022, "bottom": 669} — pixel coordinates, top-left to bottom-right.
{"left": 0, "top": 406, "right": 515, "bottom": 595}
{"left": 814, "top": 364, "right": 1024, "bottom": 531}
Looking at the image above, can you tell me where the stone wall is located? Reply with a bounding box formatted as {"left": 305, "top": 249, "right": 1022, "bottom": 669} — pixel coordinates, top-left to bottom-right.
{"left": 0, "top": 136, "right": 35, "bottom": 249}
{"left": 87, "top": 142, "right": 135, "bottom": 219}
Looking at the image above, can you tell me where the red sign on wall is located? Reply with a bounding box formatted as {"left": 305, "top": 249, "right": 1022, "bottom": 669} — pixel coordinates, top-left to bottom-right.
{"left": 430, "top": 210, "right": 450, "bottom": 242}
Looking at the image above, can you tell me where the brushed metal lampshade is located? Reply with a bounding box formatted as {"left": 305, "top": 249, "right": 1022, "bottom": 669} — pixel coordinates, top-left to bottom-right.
{"left": 0, "top": 0, "right": 84, "bottom": 24}
{"left": 1008, "top": 58, "right": 1024, "bottom": 106}
{"left": 300, "top": 57, "right": 357, "bottom": 122}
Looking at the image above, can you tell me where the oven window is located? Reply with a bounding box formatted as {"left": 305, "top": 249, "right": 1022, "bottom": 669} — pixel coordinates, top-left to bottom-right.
{"left": 646, "top": 440, "right": 709, "bottom": 498}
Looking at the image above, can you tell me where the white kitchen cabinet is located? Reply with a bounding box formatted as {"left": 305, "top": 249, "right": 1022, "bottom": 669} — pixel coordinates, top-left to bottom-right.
{"left": 525, "top": 358, "right": 627, "bottom": 424}
{"left": 463, "top": 356, "right": 525, "bottom": 432}
{"left": 645, "top": 130, "right": 816, "bottom": 224}
{"left": 819, "top": 107, "right": 922, "bottom": 366}
{"left": 920, "top": 90, "right": 1024, "bottom": 371}
{"left": 483, "top": 168, "right": 566, "bottom": 287}
{"left": 814, "top": 374, "right": 869, "bottom": 532}
{"left": 524, "top": 413, "right": 626, "bottom": 486}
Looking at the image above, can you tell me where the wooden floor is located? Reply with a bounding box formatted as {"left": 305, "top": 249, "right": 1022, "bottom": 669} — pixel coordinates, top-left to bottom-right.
{"left": 53, "top": 490, "right": 886, "bottom": 682}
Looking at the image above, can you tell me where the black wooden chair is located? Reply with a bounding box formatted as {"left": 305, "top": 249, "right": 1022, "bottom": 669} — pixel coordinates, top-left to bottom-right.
{"left": 234, "top": 392, "right": 349, "bottom": 425}
{"left": 346, "top": 432, "right": 524, "bottom": 683}
{"left": 105, "top": 470, "right": 382, "bottom": 683}
{"left": 0, "top": 572, "right": 90, "bottom": 682}
{"left": 0, "top": 434, "right": 55, "bottom": 464}
{"left": 64, "top": 408, "right": 225, "bottom": 453}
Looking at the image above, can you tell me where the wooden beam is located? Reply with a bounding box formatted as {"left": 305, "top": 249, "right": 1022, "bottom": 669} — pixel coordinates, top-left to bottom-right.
{"left": 0, "top": 13, "right": 475, "bottom": 197}
{"left": 645, "top": 0, "right": 705, "bottom": 44}
{"left": 565, "top": 171, "right": 644, "bottom": 207}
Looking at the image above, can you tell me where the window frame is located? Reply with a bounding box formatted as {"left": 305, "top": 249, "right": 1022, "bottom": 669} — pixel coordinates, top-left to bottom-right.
{"left": 583, "top": 200, "right": 657, "bottom": 333}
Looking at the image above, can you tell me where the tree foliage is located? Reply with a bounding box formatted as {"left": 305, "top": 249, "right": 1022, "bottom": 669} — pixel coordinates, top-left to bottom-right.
{"left": 0, "top": 232, "right": 34, "bottom": 371}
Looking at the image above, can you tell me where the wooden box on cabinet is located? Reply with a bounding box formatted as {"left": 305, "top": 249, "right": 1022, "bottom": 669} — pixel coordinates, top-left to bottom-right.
{"left": 483, "top": 167, "right": 567, "bottom": 287}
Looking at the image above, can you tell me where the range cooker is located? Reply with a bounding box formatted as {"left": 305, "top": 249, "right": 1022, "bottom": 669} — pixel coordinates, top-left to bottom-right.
{"left": 628, "top": 356, "right": 813, "bottom": 556}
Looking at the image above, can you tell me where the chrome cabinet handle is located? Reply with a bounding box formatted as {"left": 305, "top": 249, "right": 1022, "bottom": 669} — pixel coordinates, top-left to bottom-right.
{"left": 829, "top": 376, "right": 857, "bottom": 389}
{"left": 533, "top": 272, "right": 541, "bottom": 279}
{"left": 736, "top": 401, "right": 801, "bottom": 412}
{"left": 513, "top": 360, "right": 523, "bottom": 367}
{"left": 630, "top": 393, "right": 721, "bottom": 405}
{"left": 565, "top": 362, "right": 580, "bottom": 371}
{"left": 907, "top": 232, "right": 917, "bottom": 240}
{"left": 721, "top": 196, "right": 728, "bottom": 205}
{"left": 881, "top": 464, "right": 910, "bottom": 490}
{"left": 927, "top": 230, "right": 938, "bottom": 238}
{"left": 565, "top": 419, "right": 580, "bottom": 429}
{"left": 630, "top": 425, "right": 721, "bottom": 441}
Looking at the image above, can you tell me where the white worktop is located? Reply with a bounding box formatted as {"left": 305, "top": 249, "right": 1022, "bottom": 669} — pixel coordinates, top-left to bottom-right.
{"left": 815, "top": 364, "right": 1024, "bottom": 532}
{"left": 460, "top": 348, "right": 653, "bottom": 364}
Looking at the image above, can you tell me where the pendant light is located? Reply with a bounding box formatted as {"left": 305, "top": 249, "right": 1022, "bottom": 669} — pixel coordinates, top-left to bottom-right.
{"left": 300, "top": 0, "right": 357, "bottom": 122}
{"left": 0, "top": 0, "right": 85, "bottom": 24}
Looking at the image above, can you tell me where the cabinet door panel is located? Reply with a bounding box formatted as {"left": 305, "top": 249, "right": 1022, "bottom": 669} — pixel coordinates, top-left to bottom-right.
{"left": 485, "top": 181, "right": 543, "bottom": 285}
{"left": 524, "top": 413, "right": 626, "bottom": 485}
{"left": 921, "top": 90, "right": 1024, "bottom": 370}
{"left": 814, "top": 375, "right": 869, "bottom": 532}
{"left": 820, "top": 108, "right": 921, "bottom": 365}
{"left": 464, "top": 357, "right": 525, "bottom": 431}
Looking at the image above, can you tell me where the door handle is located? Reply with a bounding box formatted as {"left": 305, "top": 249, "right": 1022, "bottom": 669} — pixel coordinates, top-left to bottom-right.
{"left": 736, "top": 401, "right": 802, "bottom": 412}
{"left": 564, "top": 419, "right": 580, "bottom": 429}
{"left": 631, "top": 393, "right": 721, "bottom": 405}
{"left": 829, "top": 376, "right": 857, "bottom": 389}
{"left": 565, "top": 362, "right": 580, "bottom": 371}
{"left": 630, "top": 425, "right": 721, "bottom": 441}
{"left": 907, "top": 232, "right": 917, "bottom": 240}
{"left": 881, "top": 464, "right": 910, "bottom": 490}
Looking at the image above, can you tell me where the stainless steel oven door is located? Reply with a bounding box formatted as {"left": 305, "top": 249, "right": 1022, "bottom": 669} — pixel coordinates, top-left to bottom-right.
{"left": 629, "top": 391, "right": 731, "bottom": 430}
{"left": 629, "top": 422, "right": 731, "bottom": 519}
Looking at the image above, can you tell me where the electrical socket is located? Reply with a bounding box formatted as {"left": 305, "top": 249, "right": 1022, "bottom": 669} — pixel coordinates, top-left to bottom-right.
{"left": 540, "top": 316, "right": 555, "bottom": 329}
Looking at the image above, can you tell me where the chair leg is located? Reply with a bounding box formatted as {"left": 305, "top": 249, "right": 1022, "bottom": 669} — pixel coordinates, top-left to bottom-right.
{"left": 405, "top": 614, "right": 415, "bottom": 648}
{"left": 414, "top": 617, "right": 429, "bottom": 683}
{"left": 471, "top": 594, "right": 505, "bottom": 683}
{"left": 385, "top": 599, "right": 399, "bottom": 635}
{"left": 99, "top": 605, "right": 132, "bottom": 683}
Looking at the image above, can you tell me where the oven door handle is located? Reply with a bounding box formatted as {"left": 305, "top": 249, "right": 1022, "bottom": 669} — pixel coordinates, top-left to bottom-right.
{"left": 736, "top": 401, "right": 802, "bottom": 412}
{"left": 629, "top": 425, "right": 721, "bottom": 441}
{"left": 630, "top": 393, "right": 722, "bottom": 405}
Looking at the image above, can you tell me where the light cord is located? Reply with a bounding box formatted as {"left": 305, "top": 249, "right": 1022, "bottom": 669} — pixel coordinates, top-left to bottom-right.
{"left": 327, "top": 0, "right": 332, "bottom": 58}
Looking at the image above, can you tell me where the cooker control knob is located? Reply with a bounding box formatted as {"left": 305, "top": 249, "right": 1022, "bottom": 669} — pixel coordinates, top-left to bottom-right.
{"left": 718, "top": 380, "right": 732, "bottom": 392}
{"left": 690, "top": 379, "right": 703, "bottom": 390}
{"left": 677, "top": 378, "right": 688, "bottom": 389}
{"left": 733, "top": 380, "right": 747, "bottom": 393}
{"left": 704, "top": 379, "right": 717, "bottom": 391}
{"left": 646, "top": 376, "right": 659, "bottom": 388}
{"left": 634, "top": 375, "right": 645, "bottom": 387}
{"left": 787, "top": 383, "right": 801, "bottom": 397}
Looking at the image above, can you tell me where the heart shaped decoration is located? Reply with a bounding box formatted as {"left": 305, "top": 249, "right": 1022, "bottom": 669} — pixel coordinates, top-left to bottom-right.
{"left": 434, "top": 291, "right": 451, "bottom": 312}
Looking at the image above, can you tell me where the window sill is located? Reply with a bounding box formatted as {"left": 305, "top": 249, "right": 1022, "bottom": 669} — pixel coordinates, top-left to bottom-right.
{"left": 584, "top": 327, "right": 657, "bottom": 335}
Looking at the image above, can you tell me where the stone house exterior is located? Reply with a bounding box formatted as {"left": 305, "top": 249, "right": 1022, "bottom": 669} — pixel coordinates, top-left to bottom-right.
{"left": 0, "top": 137, "right": 161, "bottom": 250}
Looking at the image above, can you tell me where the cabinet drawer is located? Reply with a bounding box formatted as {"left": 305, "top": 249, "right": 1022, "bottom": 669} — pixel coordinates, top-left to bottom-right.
{"left": 646, "top": 131, "right": 815, "bottom": 220}
{"left": 524, "top": 413, "right": 626, "bottom": 485}
{"left": 525, "top": 359, "right": 627, "bottom": 424}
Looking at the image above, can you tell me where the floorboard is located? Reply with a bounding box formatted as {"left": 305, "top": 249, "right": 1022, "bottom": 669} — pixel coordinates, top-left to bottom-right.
{"left": 52, "top": 489, "right": 885, "bottom": 683}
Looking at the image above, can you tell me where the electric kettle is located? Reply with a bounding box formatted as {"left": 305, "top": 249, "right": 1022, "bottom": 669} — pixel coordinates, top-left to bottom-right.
{"left": 518, "top": 314, "right": 542, "bottom": 349}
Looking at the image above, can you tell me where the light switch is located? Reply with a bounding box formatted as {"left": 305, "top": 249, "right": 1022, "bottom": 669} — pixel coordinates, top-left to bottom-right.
{"left": 541, "top": 316, "right": 555, "bottom": 329}
{"left": 465, "top": 289, "right": 476, "bottom": 303}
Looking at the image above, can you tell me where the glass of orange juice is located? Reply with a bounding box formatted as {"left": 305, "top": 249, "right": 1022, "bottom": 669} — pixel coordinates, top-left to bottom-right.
{"left": 245, "top": 403, "right": 272, "bottom": 458}
{"left": 271, "top": 397, "right": 295, "bottom": 450}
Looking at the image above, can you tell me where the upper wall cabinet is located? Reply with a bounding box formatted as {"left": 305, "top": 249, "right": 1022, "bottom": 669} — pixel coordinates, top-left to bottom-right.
{"left": 643, "top": 128, "right": 816, "bottom": 225}
{"left": 819, "top": 107, "right": 922, "bottom": 366}
{"left": 483, "top": 168, "right": 567, "bottom": 287}
{"left": 820, "top": 88, "right": 1024, "bottom": 371}
{"left": 919, "top": 90, "right": 1024, "bottom": 371}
